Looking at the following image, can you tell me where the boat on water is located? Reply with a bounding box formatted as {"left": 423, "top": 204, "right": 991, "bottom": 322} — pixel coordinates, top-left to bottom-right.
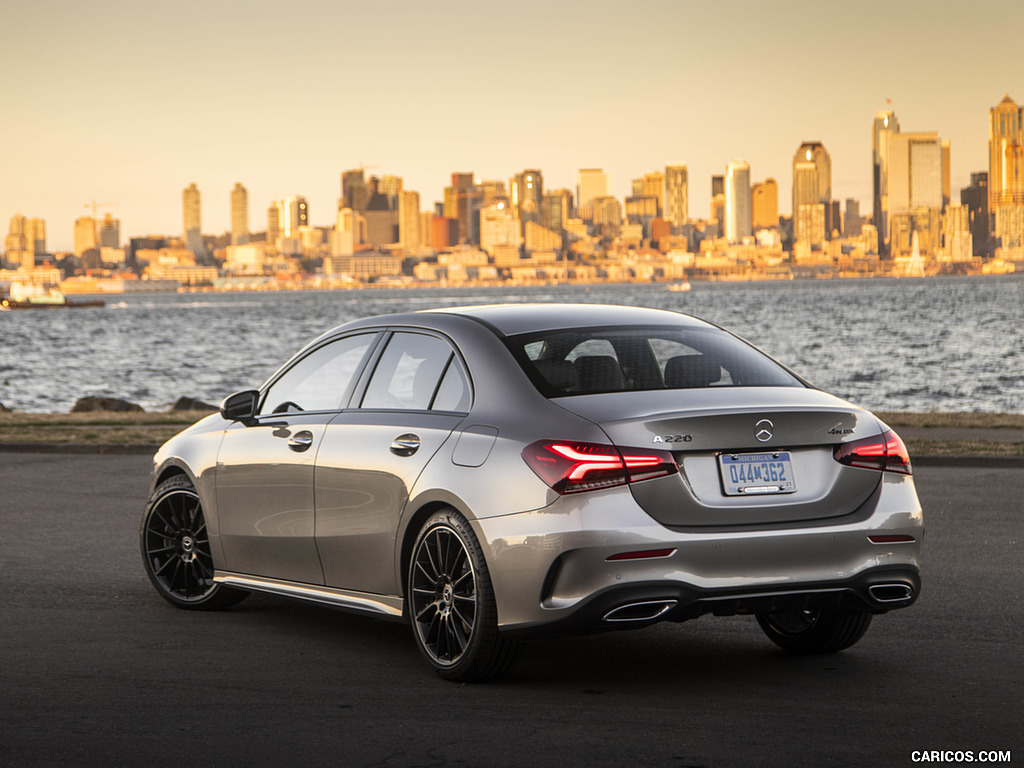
{"left": 666, "top": 280, "right": 692, "bottom": 292}
{"left": 0, "top": 282, "right": 105, "bottom": 310}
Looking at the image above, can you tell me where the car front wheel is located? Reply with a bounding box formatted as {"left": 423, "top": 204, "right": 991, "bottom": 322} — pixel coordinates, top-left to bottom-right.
{"left": 408, "top": 508, "right": 519, "bottom": 682}
{"left": 756, "top": 608, "right": 872, "bottom": 653}
{"left": 140, "top": 475, "right": 248, "bottom": 611}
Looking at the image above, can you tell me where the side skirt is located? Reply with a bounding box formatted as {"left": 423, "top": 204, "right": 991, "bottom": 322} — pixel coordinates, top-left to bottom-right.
{"left": 215, "top": 571, "right": 405, "bottom": 620}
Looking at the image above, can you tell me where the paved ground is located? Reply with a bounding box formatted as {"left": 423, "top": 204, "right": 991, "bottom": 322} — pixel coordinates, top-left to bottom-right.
{"left": 0, "top": 454, "right": 1020, "bottom": 768}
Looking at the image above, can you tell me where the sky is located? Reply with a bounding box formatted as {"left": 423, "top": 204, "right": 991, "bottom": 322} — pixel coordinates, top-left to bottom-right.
{"left": 3, "top": 0, "right": 1023, "bottom": 252}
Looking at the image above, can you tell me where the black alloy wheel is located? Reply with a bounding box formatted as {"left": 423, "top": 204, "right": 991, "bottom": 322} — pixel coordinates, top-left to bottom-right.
{"left": 409, "top": 508, "right": 519, "bottom": 682}
{"left": 140, "top": 475, "right": 247, "bottom": 611}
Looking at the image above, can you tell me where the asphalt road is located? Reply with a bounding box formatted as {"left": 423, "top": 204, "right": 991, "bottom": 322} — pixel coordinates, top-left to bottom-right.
{"left": 1, "top": 454, "right": 1020, "bottom": 768}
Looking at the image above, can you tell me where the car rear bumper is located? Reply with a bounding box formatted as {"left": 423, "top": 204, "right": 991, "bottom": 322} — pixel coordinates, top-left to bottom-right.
{"left": 474, "top": 475, "right": 923, "bottom": 635}
{"left": 500, "top": 565, "right": 920, "bottom": 639}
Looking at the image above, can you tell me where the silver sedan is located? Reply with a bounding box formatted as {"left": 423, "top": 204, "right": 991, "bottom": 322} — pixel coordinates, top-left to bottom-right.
{"left": 141, "top": 304, "right": 923, "bottom": 681}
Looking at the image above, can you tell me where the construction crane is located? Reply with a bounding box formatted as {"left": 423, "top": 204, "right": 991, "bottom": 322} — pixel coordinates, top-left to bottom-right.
{"left": 84, "top": 200, "right": 117, "bottom": 219}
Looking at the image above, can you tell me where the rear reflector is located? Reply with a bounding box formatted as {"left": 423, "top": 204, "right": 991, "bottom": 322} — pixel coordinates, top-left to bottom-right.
{"left": 833, "top": 429, "right": 912, "bottom": 475}
{"left": 605, "top": 549, "right": 676, "bottom": 561}
{"left": 522, "top": 440, "right": 678, "bottom": 494}
{"left": 868, "top": 535, "right": 917, "bottom": 544}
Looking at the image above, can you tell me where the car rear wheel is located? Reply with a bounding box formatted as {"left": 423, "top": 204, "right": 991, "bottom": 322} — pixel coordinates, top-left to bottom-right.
{"left": 408, "top": 508, "right": 520, "bottom": 682}
{"left": 140, "top": 475, "right": 248, "bottom": 611}
{"left": 756, "top": 608, "right": 872, "bottom": 653}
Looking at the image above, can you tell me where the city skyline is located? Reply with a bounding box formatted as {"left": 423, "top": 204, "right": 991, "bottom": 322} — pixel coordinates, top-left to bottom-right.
{"left": 3, "top": 0, "right": 1022, "bottom": 251}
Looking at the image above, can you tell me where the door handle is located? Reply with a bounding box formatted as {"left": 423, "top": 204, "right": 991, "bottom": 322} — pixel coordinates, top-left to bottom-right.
{"left": 288, "top": 430, "right": 314, "bottom": 452}
{"left": 390, "top": 434, "right": 421, "bottom": 456}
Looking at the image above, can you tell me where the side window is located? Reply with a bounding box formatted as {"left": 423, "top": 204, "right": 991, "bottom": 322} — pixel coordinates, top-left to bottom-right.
{"left": 261, "top": 334, "right": 374, "bottom": 414}
{"left": 432, "top": 360, "right": 471, "bottom": 412}
{"left": 362, "top": 333, "right": 464, "bottom": 411}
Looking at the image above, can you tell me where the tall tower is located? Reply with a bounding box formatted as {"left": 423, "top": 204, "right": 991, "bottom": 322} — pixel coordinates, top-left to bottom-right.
{"left": 576, "top": 169, "right": 608, "bottom": 219}
{"left": 711, "top": 175, "right": 725, "bottom": 230}
{"left": 724, "top": 161, "right": 751, "bottom": 243}
{"left": 664, "top": 165, "right": 688, "bottom": 229}
{"left": 342, "top": 169, "right": 370, "bottom": 213}
{"left": 988, "top": 94, "right": 1024, "bottom": 247}
{"left": 887, "top": 132, "right": 945, "bottom": 256}
{"left": 231, "top": 183, "right": 250, "bottom": 245}
{"left": 512, "top": 169, "right": 543, "bottom": 226}
{"left": 398, "top": 190, "right": 421, "bottom": 250}
{"left": 751, "top": 178, "right": 778, "bottom": 229}
{"left": 792, "top": 142, "right": 832, "bottom": 246}
{"left": 873, "top": 110, "right": 900, "bottom": 255}
{"left": 183, "top": 183, "right": 203, "bottom": 255}
{"left": 74, "top": 216, "right": 98, "bottom": 256}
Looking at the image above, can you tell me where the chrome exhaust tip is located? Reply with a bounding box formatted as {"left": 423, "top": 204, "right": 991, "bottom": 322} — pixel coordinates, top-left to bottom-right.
{"left": 868, "top": 584, "right": 914, "bottom": 603}
{"left": 602, "top": 599, "right": 678, "bottom": 623}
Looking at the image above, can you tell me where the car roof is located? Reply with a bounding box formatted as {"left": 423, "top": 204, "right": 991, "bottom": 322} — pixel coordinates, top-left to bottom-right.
{"left": 423, "top": 303, "right": 712, "bottom": 336}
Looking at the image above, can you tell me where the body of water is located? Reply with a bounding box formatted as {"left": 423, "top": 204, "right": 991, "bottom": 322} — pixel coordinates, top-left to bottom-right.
{"left": 1, "top": 275, "right": 1021, "bottom": 414}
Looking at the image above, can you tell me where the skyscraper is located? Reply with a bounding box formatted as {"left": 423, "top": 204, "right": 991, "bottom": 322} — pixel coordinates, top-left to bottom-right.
{"left": 399, "top": 190, "right": 421, "bottom": 250}
{"left": 445, "top": 172, "right": 480, "bottom": 244}
{"left": 4, "top": 215, "right": 33, "bottom": 268}
{"left": 576, "top": 169, "right": 609, "bottom": 219}
{"left": 182, "top": 183, "right": 203, "bottom": 255}
{"left": 231, "top": 183, "right": 250, "bottom": 246}
{"left": 751, "top": 178, "right": 778, "bottom": 230}
{"left": 792, "top": 142, "right": 832, "bottom": 246}
{"left": 724, "top": 162, "right": 751, "bottom": 243}
{"left": 988, "top": 94, "right": 1024, "bottom": 248}
{"left": 873, "top": 110, "right": 900, "bottom": 255}
{"left": 631, "top": 172, "right": 664, "bottom": 216}
{"left": 960, "top": 172, "right": 989, "bottom": 257}
{"left": 664, "top": 165, "right": 688, "bottom": 229}
{"left": 887, "top": 132, "right": 946, "bottom": 255}
{"left": 711, "top": 175, "right": 725, "bottom": 231}
{"left": 98, "top": 214, "right": 120, "bottom": 248}
{"left": 342, "top": 169, "right": 370, "bottom": 213}
{"left": 512, "top": 169, "right": 543, "bottom": 226}
{"left": 541, "top": 189, "right": 573, "bottom": 233}
{"left": 73, "top": 216, "right": 98, "bottom": 256}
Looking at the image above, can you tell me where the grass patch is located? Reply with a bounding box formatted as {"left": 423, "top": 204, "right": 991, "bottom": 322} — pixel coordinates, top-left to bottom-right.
{"left": 875, "top": 412, "right": 1024, "bottom": 429}
{"left": 0, "top": 410, "right": 215, "bottom": 428}
{"left": 0, "top": 410, "right": 214, "bottom": 445}
{"left": 905, "top": 439, "right": 1024, "bottom": 457}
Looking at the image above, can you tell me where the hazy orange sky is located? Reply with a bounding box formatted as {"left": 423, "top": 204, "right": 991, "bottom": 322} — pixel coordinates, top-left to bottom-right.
{"left": 3, "top": 0, "right": 1022, "bottom": 251}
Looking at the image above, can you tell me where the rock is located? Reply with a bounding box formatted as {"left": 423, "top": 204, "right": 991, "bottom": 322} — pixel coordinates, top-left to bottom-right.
{"left": 0, "top": 402, "right": 11, "bottom": 412}
{"left": 170, "top": 396, "right": 216, "bottom": 412}
{"left": 71, "top": 397, "right": 145, "bottom": 413}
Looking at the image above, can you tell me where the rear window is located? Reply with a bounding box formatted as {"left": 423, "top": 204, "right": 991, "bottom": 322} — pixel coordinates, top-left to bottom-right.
{"left": 510, "top": 326, "right": 803, "bottom": 397}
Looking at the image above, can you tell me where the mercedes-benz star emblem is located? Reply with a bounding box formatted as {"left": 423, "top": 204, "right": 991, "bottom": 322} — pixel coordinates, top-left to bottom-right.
{"left": 755, "top": 419, "right": 774, "bottom": 442}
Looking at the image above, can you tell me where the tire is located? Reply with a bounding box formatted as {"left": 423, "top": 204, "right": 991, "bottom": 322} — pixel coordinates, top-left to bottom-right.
{"left": 408, "top": 508, "right": 520, "bottom": 682}
{"left": 140, "top": 475, "right": 248, "bottom": 611}
{"left": 756, "top": 608, "right": 872, "bottom": 653}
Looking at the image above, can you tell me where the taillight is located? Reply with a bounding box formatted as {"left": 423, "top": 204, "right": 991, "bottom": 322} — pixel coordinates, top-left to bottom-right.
{"left": 833, "top": 429, "right": 912, "bottom": 475}
{"left": 522, "top": 440, "right": 678, "bottom": 494}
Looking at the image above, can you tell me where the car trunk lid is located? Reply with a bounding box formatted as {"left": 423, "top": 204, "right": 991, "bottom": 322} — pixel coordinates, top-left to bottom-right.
{"left": 554, "top": 387, "right": 883, "bottom": 527}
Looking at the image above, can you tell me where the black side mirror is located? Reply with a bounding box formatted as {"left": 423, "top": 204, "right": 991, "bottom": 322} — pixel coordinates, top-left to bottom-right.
{"left": 220, "top": 390, "right": 260, "bottom": 425}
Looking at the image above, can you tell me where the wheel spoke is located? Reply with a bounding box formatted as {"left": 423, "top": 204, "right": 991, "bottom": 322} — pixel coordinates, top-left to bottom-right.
{"left": 414, "top": 558, "right": 436, "bottom": 584}
{"left": 450, "top": 603, "right": 473, "bottom": 633}
{"left": 416, "top": 601, "right": 438, "bottom": 622}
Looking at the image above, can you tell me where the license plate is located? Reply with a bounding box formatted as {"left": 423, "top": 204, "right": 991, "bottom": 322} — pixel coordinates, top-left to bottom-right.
{"left": 719, "top": 452, "right": 796, "bottom": 495}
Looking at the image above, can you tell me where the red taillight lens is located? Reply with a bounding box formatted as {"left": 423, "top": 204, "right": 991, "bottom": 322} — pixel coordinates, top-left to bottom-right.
{"left": 833, "top": 429, "right": 912, "bottom": 475}
{"left": 522, "top": 440, "right": 678, "bottom": 494}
